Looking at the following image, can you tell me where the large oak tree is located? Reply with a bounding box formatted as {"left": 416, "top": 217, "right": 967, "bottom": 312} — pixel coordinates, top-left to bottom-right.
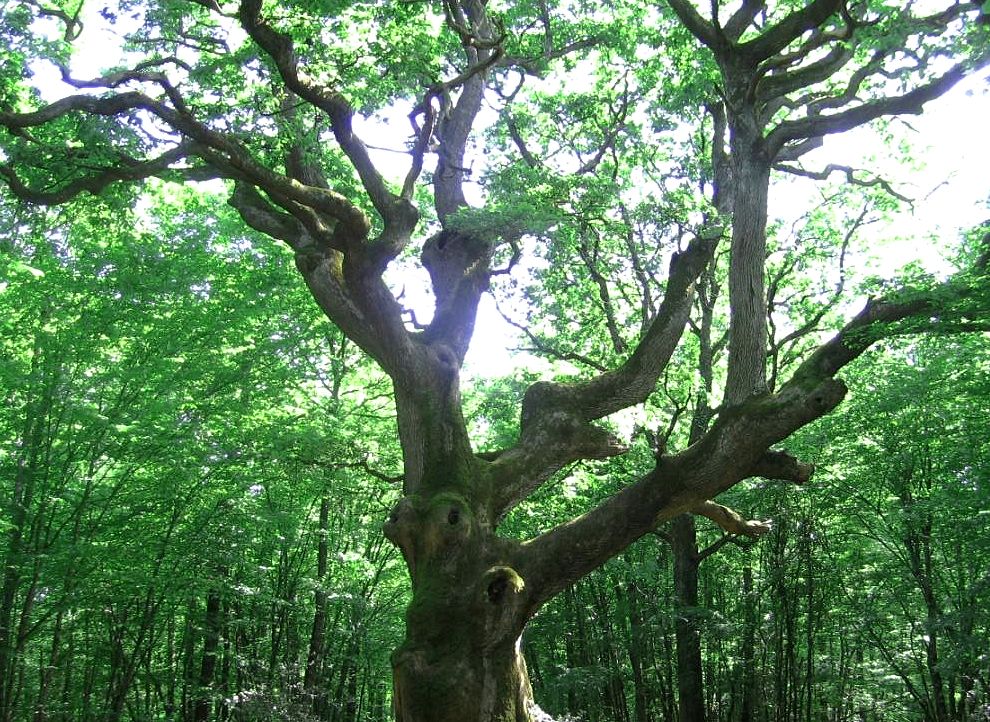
{"left": 1, "top": 1, "right": 988, "bottom": 719}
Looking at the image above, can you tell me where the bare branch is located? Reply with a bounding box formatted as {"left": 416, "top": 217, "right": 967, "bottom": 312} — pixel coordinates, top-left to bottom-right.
{"left": 768, "top": 56, "right": 990, "bottom": 156}
{"left": 494, "top": 301, "right": 610, "bottom": 372}
{"left": 693, "top": 500, "right": 772, "bottom": 537}
{"left": 767, "top": 203, "right": 862, "bottom": 389}
{"left": 505, "top": 114, "right": 541, "bottom": 167}
{"left": 576, "top": 225, "right": 628, "bottom": 354}
{"left": 575, "top": 78, "right": 633, "bottom": 176}
{"left": 519, "top": 257, "right": 990, "bottom": 608}
{"left": 236, "top": 0, "right": 417, "bottom": 253}
{"left": 774, "top": 163, "right": 912, "bottom": 203}
{"left": 0, "top": 144, "right": 209, "bottom": 205}
{"left": 488, "top": 233, "right": 717, "bottom": 518}
{"left": 406, "top": 40, "right": 505, "bottom": 200}
{"left": 499, "top": 36, "right": 600, "bottom": 77}
{"left": 22, "top": 0, "right": 84, "bottom": 40}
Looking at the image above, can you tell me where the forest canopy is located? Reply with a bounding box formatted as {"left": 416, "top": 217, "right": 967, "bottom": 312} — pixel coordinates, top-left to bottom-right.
{"left": 1, "top": 0, "right": 989, "bottom": 721}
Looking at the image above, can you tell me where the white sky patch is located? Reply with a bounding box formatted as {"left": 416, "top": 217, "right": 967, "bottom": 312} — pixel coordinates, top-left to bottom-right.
{"left": 772, "top": 70, "right": 990, "bottom": 279}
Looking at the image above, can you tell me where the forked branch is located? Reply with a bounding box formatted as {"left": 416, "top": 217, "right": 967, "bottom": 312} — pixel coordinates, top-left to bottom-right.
{"left": 487, "top": 232, "right": 718, "bottom": 518}
{"left": 768, "top": 56, "right": 990, "bottom": 157}
{"left": 519, "top": 261, "right": 990, "bottom": 609}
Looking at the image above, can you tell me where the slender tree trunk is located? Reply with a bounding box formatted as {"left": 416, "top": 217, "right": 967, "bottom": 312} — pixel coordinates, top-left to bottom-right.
{"left": 32, "top": 610, "right": 64, "bottom": 722}
{"left": 624, "top": 582, "right": 653, "bottom": 722}
{"left": 0, "top": 326, "right": 49, "bottom": 722}
{"left": 181, "top": 597, "right": 197, "bottom": 722}
{"left": 672, "top": 516, "right": 705, "bottom": 722}
{"left": 739, "top": 563, "right": 757, "bottom": 722}
{"left": 0, "top": 456, "right": 31, "bottom": 722}
{"left": 562, "top": 587, "right": 579, "bottom": 714}
{"left": 305, "top": 496, "right": 330, "bottom": 711}
{"left": 193, "top": 587, "right": 223, "bottom": 722}
{"left": 593, "top": 582, "right": 628, "bottom": 722}
{"left": 803, "top": 519, "right": 815, "bottom": 722}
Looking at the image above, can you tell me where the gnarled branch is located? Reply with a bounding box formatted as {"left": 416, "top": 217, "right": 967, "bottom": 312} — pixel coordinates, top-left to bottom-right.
{"left": 487, "top": 232, "right": 718, "bottom": 518}
{"left": 519, "top": 259, "right": 990, "bottom": 610}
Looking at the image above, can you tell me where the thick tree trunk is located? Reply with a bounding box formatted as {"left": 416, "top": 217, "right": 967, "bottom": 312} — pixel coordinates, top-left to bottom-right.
{"left": 384, "top": 489, "right": 536, "bottom": 722}
{"left": 392, "top": 635, "right": 534, "bottom": 722}
{"left": 724, "top": 145, "right": 771, "bottom": 405}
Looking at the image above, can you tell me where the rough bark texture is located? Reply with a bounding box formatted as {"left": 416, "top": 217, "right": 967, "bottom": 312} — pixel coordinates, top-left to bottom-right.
{"left": 384, "top": 488, "right": 535, "bottom": 722}
{"left": 724, "top": 149, "right": 771, "bottom": 404}
{"left": 1, "top": 1, "right": 988, "bottom": 720}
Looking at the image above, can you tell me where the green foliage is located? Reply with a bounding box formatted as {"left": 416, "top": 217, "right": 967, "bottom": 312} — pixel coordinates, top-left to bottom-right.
{"left": 1, "top": 0, "right": 988, "bottom": 718}
{"left": 0, "top": 186, "right": 404, "bottom": 721}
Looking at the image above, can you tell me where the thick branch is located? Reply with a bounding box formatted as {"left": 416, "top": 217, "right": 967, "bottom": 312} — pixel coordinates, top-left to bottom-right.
{"left": 487, "top": 233, "right": 717, "bottom": 518}
{"left": 433, "top": 0, "right": 500, "bottom": 222}
{"left": 0, "top": 144, "right": 207, "bottom": 205}
{"left": 693, "top": 500, "right": 772, "bottom": 537}
{"left": 739, "top": 0, "right": 844, "bottom": 63}
{"left": 665, "top": 0, "right": 721, "bottom": 52}
{"left": 747, "top": 449, "right": 815, "bottom": 483}
{"left": 723, "top": 0, "right": 766, "bottom": 41}
{"left": 1, "top": 89, "right": 373, "bottom": 236}
{"left": 519, "top": 262, "right": 990, "bottom": 608}
{"left": 228, "top": 182, "right": 307, "bottom": 248}
{"left": 767, "top": 57, "right": 990, "bottom": 156}
{"left": 419, "top": 229, "right": 494, "bottom": 362}
{"left": 518, "top": 374, "right": 846, "bottom": 609}
{"left": 236, "top": 0, "right": 418, "bottom": 257}
{"left": 756, "top": 42, "right": 856, "bottom": 108}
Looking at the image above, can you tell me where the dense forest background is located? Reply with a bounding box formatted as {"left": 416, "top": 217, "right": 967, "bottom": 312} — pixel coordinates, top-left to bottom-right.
{"left": 2, "top": 188, "right": 988, "bottom": 721}
{"left": 2, "top": 0, "right": 990, "bottom": 719}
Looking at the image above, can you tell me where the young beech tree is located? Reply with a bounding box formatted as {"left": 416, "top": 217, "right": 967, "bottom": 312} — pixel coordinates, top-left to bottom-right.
{"left": 1, "top": 1, "right": 989, "bottom": 719}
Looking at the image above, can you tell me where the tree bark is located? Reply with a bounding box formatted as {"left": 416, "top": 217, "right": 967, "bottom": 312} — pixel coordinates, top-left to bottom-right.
{"left": 385, "top": 489, "right": 537, "bottom": 722}
{"left": 193, "top": 587, "right": 223, "bottom": 722}
{"left": 724, "top": 135, "right": 771, "bottom": 405}
{"left": 672, "top": 516, "right": 706, "bottom": 722}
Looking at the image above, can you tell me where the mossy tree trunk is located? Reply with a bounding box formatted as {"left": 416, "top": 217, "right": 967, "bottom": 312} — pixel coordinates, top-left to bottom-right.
{"left": 2, "top": 0, "right": 988, "bottom": 720}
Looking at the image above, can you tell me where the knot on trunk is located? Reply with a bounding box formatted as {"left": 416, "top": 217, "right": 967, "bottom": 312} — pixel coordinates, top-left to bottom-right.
{"left": 422, "top": 229, "right": 492, "bottom": 304}
{"left": 383, "top": 492, "right": 477, "bottom": 580}
{"left": 479, "top": 566, "right": 526, "bottom": 651}
{"left": 483, "top": 566, "right": 524, "bottom": 605}
{"left": 383, "top": 496, "right": 419, "bottom": 570}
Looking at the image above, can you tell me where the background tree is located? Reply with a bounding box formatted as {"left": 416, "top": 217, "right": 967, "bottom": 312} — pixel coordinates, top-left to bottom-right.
{"left": 0, "top": 187, "right": 405, "bottom": 721}
{"left": 1, "top": 1, "right": 988, "bottom": 720}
